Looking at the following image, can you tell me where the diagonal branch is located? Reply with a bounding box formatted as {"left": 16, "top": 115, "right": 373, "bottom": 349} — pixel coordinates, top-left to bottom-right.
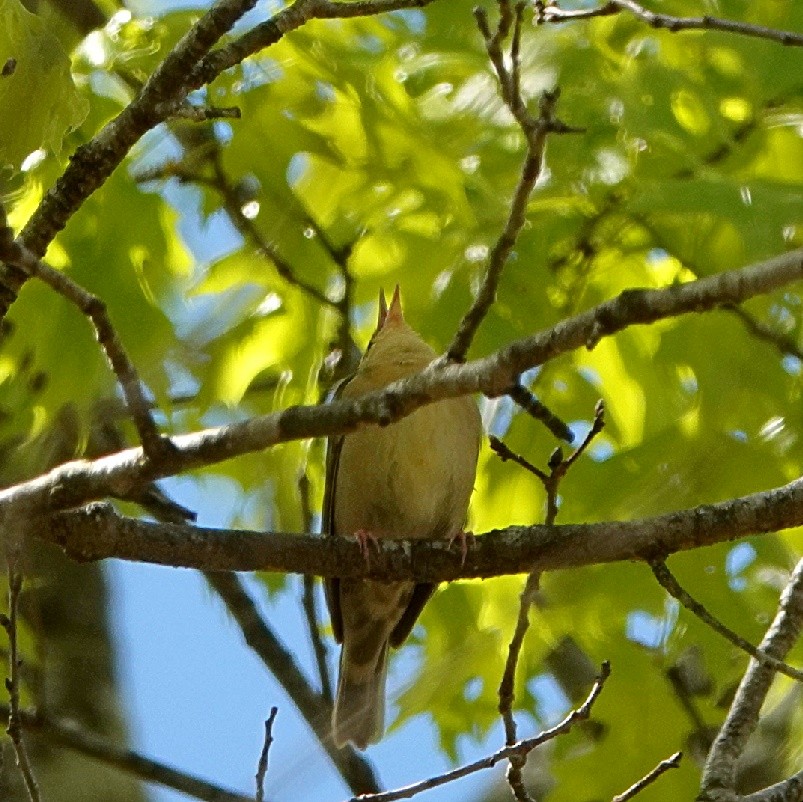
{"left": 347, "top": 663, "right": 609, "bottom": 802}
{"left": 700, "top": 558, "right": 803, "bottom": 800}
{"left": 13, "top": 0, "right": 261, "bottom": 271}
{"left": 0, "top": 246, "right": 800, "bottom": 524}
{"left": 4, "top": 0, "right": 444, "bottom": 315}
{"left": 0, "top": 703, "right": 255, "bottom": 802}
{"left": 740, "top": 769, "right": 803, "bottom": 802}
{"left": 0, "top": 211, "right": 170, "bottom": 461}
{"left": 651, "top": 560, "right": 803, "bottom": 683}
{"left": 203, "top": 572, "right": 379, "bottom": 794}
{"left": 541, "top": 0, "right": 803, "bottom": 47}
{"left": 612, "top": 751, "right": 682, "bottom": 802}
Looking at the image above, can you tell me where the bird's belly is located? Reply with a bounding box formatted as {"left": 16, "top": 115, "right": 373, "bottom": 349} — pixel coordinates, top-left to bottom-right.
{"left": 334, "top": 399, "right": 477, "bottom": 540}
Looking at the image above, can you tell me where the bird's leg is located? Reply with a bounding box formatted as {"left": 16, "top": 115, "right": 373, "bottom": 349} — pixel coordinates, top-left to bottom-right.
{"left": 354, "top": 529, "right": 381, "bottom": 567}
{"left": 447, "top": 530, "right": 475, "bottom": 568}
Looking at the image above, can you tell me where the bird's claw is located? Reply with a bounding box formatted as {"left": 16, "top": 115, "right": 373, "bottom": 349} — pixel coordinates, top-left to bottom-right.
{"left": 354, "top": 529, "right": 381, "bottom": 568}
{"left": 448, "top": 530, "right": 475, "bottom": 568}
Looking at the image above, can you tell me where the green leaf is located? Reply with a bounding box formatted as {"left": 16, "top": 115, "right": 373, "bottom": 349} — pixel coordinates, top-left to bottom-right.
{"left": 0, "top": 0, "right": 88, "bottom": 168}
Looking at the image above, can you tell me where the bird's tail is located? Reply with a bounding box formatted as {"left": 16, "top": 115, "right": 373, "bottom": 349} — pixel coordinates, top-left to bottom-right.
{"left": 332, "top": 641, "right": 388, "bottom": 750}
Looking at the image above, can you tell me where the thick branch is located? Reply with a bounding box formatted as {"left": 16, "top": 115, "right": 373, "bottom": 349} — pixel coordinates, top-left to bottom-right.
{"left": 1, "top": 248, "right": 801, "bottom": 522}
{"left": 699, "top": 559, "right": 803, "bottom": 801}
{"left": 740, "top": 771, "right": 803, "bottom": 802}
{"left": 43, "top": 472, "right": 803, "bottom": 576}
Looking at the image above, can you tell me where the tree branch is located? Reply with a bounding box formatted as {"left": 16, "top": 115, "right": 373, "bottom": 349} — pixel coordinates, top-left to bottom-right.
{"left": 0, "top": 704, "right": 255, "bottom": 802}
{"left": 0, "top": 210, "right": 171, "bottom": 461}
{"left": 740, "top": 770, "right": 803, "bottom": 802}
{"left": 4, "top": 0, "right": 444, "bottom": 313}
{"left": 496, "top": 402, "right": 605, "bottom": 800}
{"left": 612, "top": 751, "right": 682, "bottom": 802}
{"left": 42, "top": 466, "right": 803, "bottom": 577}
{"left": 255, "top": 706, "right": 278, "bottom": 802}
{"left": 203, "top": 572, "right": 379, "bottom": 795}
{"left": 541, "top": 0, "right": 803, "bottom": 48}
{"left": 349, "top": 663, "right": 609, "bottom": 802}
{"left": 699, "top": 558, "right": 803, "bottom": 801}
{"left": 651, "top": 560, "right": 803, "bottom": 683}
{"left": 447, "top": 1, "right": 582, "bottom": 363}
{"left": 1, "top": 558, "right": 41, "bottom": 802}
{"left": 0, "top": 247, "right": 800, "bottom": 524}
{"left": 13, "top": 0, "right": 261, "bottom": 271}
{"left": 298, "top": 473, "right": 334, "bottom": 703}
{"left": 506, "top": 384, "right": 574, "bottom": 443}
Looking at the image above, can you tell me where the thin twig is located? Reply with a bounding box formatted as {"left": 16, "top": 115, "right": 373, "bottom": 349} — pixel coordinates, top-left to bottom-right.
{"left": 347, "top": 662, "right": 610, "bottom": 802}
{"left": 0, "top": 703, "right": 253, "bottom": 802}
{"left": 1, "top": 557, "right": 41, "bottom": 802}
{"left": 0, "top": 212, "right": 170, "bottom": 462}
{"left": 496, "top": 399, "right": 605, "bottom": 800}
{"left": 611, "top": 751, "right": 682, "bottom": 802}
{"left": 489, "top": 436, "right": 548, "bottom": 481}
{"left": 498, "top": 572, "right": 540, "bottom": 801}
{"left": 447, "top": 2, "right": 582, "bottom": 362}
{"left": 299, "top": 472, "right": 333, "bottom": 702}
{"left": 255, "top": 706, "right": 278, "bottom": 802}
{"left": 208, "top": 155, "right": 337, "bottom": 311}
{"left": 724, "top": 304, "right": 803, "bottom": 363}
{"left": 507, "top": 384, "right": 574, "bottom": 443}
{"left": 140, "top": 122, "right": 358, "bottom": 379}
{"left": 164, "top": 103, "right": 242, "bottom": 121}
{"left": 651, "top": 561, "right": 803, "bottom": 682}
{"left": 136, "top": 152, "right": 356, "bottom": 339}
{"left": 203, "top": 572, "right": 379, "bottom": 795}
{"left": 542, "top": 0, "right": 803, "bottom": 47}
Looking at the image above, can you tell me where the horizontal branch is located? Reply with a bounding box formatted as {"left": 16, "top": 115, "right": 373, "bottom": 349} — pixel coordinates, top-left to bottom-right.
{"left": 1, "top": 247, "right": 801, "bottom": 523}
{"left": 44, "top": 471, "right": 803, "bottom": 577}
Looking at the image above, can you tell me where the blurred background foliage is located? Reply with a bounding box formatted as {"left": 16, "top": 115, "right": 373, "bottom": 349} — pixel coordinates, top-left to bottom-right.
{"left": 1, "top": 0, "right": 802, "bottom": 799}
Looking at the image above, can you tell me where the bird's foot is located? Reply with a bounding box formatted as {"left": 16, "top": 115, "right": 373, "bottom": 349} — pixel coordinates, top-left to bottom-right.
{"left": 447, "top": 530, "right": 475, "bottom": 568}
{"left": 354, "top": 529, "right": 381, "bottom": 567}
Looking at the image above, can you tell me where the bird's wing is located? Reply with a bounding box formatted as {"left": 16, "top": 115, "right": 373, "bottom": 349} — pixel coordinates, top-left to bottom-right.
{"left": 322, "top": 373, "right": 353, "bottom": 645}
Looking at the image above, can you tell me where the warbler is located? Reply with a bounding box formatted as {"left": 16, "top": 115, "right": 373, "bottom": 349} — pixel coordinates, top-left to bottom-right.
{"left": 323, "top": 286, "right": 481, "bottom": 749}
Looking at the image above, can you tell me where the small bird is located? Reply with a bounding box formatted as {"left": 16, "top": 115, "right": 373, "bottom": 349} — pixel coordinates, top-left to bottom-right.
{"left": 323, "top": 286, "right": 482, "bottom": 749}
